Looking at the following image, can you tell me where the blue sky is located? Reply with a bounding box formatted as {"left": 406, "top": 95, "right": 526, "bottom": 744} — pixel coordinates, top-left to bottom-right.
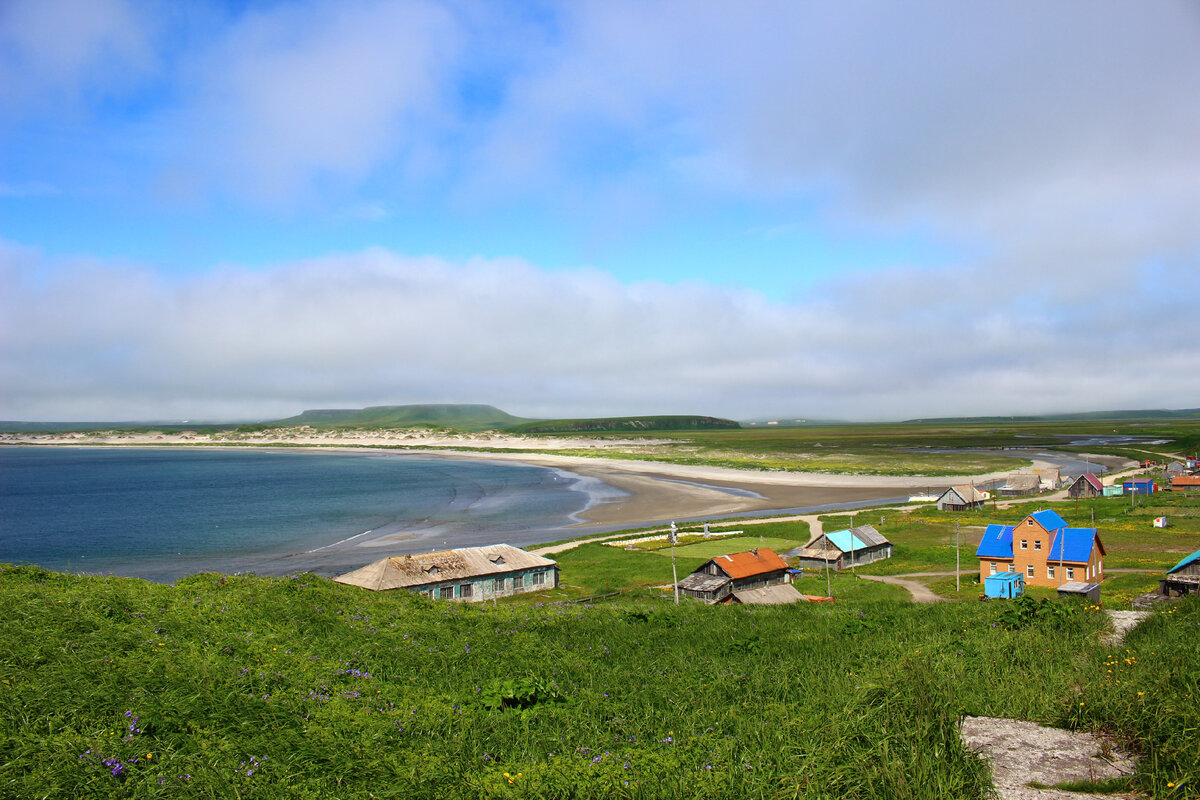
{"left": 2, "top": 0, "right": 1199, "bottom": 422}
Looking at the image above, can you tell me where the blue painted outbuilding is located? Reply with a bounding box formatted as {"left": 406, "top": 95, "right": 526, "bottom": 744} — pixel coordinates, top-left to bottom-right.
{"left": 1123, "top": 479, "right": 1157, "bottom": 495}
{"left": 984, "top": 571, "right": 1025, "bottom": 599}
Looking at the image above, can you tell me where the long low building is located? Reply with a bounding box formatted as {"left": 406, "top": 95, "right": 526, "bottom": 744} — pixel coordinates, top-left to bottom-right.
{"left": 791, "top": 525, "right": 892, "bottom": 571}
{"left": 334, "top": 544, "right": 559, "bottom": 602}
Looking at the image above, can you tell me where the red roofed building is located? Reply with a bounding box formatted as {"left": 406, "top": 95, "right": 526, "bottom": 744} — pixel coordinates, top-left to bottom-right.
{"left": 1067, "top": 473, "right": 1104, "bottom": 498}
{"left": 677, "top": 548, "right": 793, "bottom": 604}
{"left": 1171, "top": 475, "right": 1200, "bottom": 491}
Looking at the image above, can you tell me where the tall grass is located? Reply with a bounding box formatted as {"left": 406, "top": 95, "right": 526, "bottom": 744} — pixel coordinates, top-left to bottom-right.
{"left": 1, "top": 563, "right": 1195, "bottom": 798}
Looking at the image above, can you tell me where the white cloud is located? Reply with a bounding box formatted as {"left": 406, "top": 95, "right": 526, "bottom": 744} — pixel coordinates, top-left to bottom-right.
{"left": 3, "top": 243, "right": 1197, "bottom": 421}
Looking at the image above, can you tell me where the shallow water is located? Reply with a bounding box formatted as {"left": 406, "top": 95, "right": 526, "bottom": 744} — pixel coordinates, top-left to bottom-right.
{"left": 0, "top": 447, "right": 602, "bottom": 582}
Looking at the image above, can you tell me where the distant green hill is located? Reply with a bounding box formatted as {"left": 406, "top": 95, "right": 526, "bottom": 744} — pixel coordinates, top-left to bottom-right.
{"left": 506, "top": 415, "right": 740, "bottom": 434}
{"left": 264, "top": 404, "right": 533, "bottom": 432}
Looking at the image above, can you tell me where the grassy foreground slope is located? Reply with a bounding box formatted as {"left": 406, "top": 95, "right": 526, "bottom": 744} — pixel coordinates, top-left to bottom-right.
{"left": 2, "top": 565, "right": 1196, "bottom": 799}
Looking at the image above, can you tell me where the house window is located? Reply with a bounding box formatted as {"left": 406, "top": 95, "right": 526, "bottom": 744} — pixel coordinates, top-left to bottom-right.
{"left": 1048, "top": 565, "right": 1055, "bottom": 579}
{"left": 459, "top": 583, "right": 472, "bottom": 598}
{"left": 439, "top": 586, "right": 453, "bottom": 600}
{"left": 532, "top": 570, "right": 545, "bottom": 586}
{"left": 1034, "top": 540, "right": 1042, "bottom": 551}
{"left": 493, "top": 577, "right": 505, "bottom": 593}
{"left": 1026, "top": 519, "right": 1033, "bottom": 526}
{"left": 1020, "top": 539, "right": 1028, "bottom": 550}
{"left": 1066, "top": 567, "right": 1075, "bottom": 580}
{"left": 512, "top": 574, "right": 524, "bottom": 589}
{"left": 990, "top": 561, "right": 997, "bottom": 575}
{"left": 1026, "top": 565, "right": 1034, "bottom": 578}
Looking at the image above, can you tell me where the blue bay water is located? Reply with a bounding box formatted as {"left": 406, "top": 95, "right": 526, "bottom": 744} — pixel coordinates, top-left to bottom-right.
{"left": 0, "top": 447, "right": 604, "bottom": 582}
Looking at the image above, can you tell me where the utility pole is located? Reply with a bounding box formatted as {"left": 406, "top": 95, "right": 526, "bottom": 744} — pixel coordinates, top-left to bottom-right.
{"left": 670, "top": 521, "right": 679, "bottom": 605}
{"left": 824, "top": 534, "right": 832, "bottom": 598}
{"left": 955, "top": 519, "right": 960, "bottom": 593}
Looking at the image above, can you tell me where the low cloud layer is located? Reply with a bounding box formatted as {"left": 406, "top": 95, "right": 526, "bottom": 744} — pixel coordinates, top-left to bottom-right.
{"left": 3, "top": 243, "right": 1196, "bottom": 422}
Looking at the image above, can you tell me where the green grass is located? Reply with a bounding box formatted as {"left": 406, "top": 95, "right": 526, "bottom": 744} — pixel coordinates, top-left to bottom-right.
{"left": 2, "top": 564, "right": 1196, "bottom": 799}
{"left": 647, "top": 537, "right": 801, "bottom": 560}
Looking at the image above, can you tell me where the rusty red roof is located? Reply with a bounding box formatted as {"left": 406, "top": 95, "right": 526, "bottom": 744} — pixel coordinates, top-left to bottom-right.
{"left": 710, "top": 548, "right": 788, "bottom": 579}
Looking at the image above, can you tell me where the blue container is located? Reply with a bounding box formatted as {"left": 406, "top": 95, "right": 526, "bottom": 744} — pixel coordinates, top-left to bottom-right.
{"left": 984, "top": 571, "right": 1025, "bottom": 599}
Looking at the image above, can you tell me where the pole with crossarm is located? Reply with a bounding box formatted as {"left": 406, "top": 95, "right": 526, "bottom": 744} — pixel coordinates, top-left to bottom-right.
{"left": 670, "top": 521, "right": 679, "bottom": 605}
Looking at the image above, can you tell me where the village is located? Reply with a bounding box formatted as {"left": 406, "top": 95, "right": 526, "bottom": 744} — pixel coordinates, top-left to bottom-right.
{"left": 334, "top": 455, "right": 1200, "bottom": 610}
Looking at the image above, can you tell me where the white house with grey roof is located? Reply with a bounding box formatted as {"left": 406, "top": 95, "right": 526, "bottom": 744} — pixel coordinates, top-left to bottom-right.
{"left": 334, "top": 544, "right": 559, "bottom": 602}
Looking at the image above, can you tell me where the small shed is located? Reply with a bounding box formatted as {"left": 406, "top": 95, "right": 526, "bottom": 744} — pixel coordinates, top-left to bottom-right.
{"left": 998, "top": 474, "right": 1041, "bottom": 497}
{"left": 1066, "top": 473, "right": 1104, "bottom": 499}
{"left": 1102, "top": 485, "right": 1124, "bottom": 497}
{"left": 1057, "top": 581, "right": 1101, "bottom": 603}
{"left": 984, "top": 571, "right": 1024, "bottom": 599}
{"left": 1123, "top": 479, "right": 1157, "bottom": 495}
{"left": 1153, "top": 516, "right": 1169, "bottom": 528}
{"left": 937, "top": 485, "right": 989, "bottom": 511}
{"left": 1159, "top": 549, "right": 1200, "bottom": 597}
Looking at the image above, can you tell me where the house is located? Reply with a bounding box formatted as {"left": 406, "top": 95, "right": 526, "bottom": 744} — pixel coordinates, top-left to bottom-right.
{"left": 676, "top": 548, "right": 792, "bottom": 604}
{"left": 937, "top": 485, "right": 989, "bottom": 511}
{"left": 1165, "top": 461, "right": 1188, "bottom": 476}
{"left": 984, "top": 571, "right": 1024, "bottom": 599}
{"left": 333, "top": 543, "right": 559, "bottom": 602}
{"left": 997, "top": 474, "right": 1041, "bottom": 497}
{"left": 975, "top": 509, "right": 1106, "bottom": 589}
{"left": 1123, "top": 479, "right": 1157, "bottom": 495}
{"left": 1033, "top": 468, "right": 1062, "bottom": 491}
{"left": 1066, "top": 473, "right": 1104, "bottom": 499}
{"left": 1171, "top": 475, "right": 1200, "bottom": 491}
{"left": 1159, "top": 549, "right": 1200, "bottom": 597}
{"left": 790, "top": 525, "right": 892, "bottom": 571}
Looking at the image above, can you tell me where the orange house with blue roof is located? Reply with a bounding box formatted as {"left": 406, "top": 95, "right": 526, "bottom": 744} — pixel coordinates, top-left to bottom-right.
{"left": 976, "top": 509, "right": 1106, "bottom": 588}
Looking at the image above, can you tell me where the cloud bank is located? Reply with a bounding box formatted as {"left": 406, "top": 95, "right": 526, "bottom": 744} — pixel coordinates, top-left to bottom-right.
{"left": 3, "top": 242, "right": 1197, "bottom": 422}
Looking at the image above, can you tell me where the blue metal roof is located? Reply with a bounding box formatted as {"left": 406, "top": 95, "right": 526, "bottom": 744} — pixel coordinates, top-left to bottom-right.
{"left": 1030, "top": 509, "right": 1068, "bottom": 530}
{"left": 825, "top": 529, "right": 869, "bottom": 552}
{"left": 1047, "top": 527, "right": 1099, "bottom": 563}
{"left": 1167, "top": 548, "right": 1200, "bottom": 574}
{"left": 976, "top": 524, "right": 1014, "bottom": 558}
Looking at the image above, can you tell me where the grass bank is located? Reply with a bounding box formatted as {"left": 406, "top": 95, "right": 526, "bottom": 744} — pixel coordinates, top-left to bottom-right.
{"left": 2, "top": 564, "right": 1196, "bottom": 799}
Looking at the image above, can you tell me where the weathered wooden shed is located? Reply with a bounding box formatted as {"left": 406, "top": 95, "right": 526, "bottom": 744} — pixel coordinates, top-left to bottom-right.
{"left": 937, "top": 485, "right": 988, "bottom": 511}
{"left": 791, "top": 525, "right": 892, "bottom": 571}
{"left": 1159, "top": 549, "right": 1200, "bottom": 597}
{"left": 333, "top": 544, "right": 559, "bottom": 602}
{"left": 997, "top": 474, "right": 1041, "bottom": 497}
{"left": 1066, "top": 473, "right": 1104, "bottom": 499}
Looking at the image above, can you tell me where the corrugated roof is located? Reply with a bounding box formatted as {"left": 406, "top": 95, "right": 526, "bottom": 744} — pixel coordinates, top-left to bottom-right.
{"left": 1057, "top": 581, "right": 1100, "bottom": 593}
{"left": 818, "top": 525, "right": 889, "bottom": 554}
{"left": 1082, "top": 473, "right": 1104, "bottom": 491}
{"left": 1172, "top": 476, "right": 1200, "bottom": 487}
{"left": 731, "top": 584, "right": 807, "bottom": 605}
{"left": 1047, "top": 528, "right": 1103, "bottom": 564}
{"left": 976, "top": 524, "right": 1014, "bottom": 559}
{"left": 677, "top": 573, "right": 730, "bottom": 592}
{"left": 941, "top": 485, "right": 987, "bottom": 503}
{"left": 1167, "top": 548, "right": 1200, "bottom": 575}
{"left": 710, "top": 548, "right": 789, "bottom": 579}
{"left": 333, "top": 544, "right": 557, "bottom": 591}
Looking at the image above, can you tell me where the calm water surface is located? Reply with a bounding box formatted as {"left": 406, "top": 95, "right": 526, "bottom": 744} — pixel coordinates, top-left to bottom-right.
{"left": 0, "top": 447, "right": 600, "bottom": 582}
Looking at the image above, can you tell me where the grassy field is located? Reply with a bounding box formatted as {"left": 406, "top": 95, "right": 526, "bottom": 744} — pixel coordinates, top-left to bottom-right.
{"left": 513, "top": 418, "right": 1200, "bottom": 476}
{"left": 2, "top": 563, "right": 1196, "bottom": 799}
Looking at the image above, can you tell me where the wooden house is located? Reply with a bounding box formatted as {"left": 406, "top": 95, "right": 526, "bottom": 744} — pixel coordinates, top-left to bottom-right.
{"left": 997, "top": 474, "right": 1041, "bottom": 497}
{"left": 975, "top": 509, "right": 1105, "bottom": 589}
{"left": 1159, "top": 549, "right": 1200, "bottom": 597}
{"left": 937, "top": 485, "right": 989, "bottom": 511}
{"left": 1066, "top": 473, "right": 1104, "bottom": 498}
{"left": 1165, "top": 461, "right": 1188, "bottom": 476}
{"left": 1171, "top": 475, "right": 1200, "bottom": 492}
{"left": 333, "top": 544, "right": 559, "bottom": 602}
{"left": 676, "top": 548, "right": 792, "bottom": 604}
{"left": 791, "top": 525, "right": 892, "bottom": 571}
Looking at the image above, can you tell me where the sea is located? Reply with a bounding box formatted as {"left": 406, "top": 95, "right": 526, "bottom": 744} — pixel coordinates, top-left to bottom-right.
{"left": 0, "top": 447, "right": 619, "bottom": 583}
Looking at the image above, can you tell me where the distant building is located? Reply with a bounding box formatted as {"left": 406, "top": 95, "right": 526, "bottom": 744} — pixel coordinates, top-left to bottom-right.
{"left": 333, "top": 544, "right": 559, "bottom": 602}
{"left": 1123, "top": 479, "right": 1157, "bottom": 495}
{"left": 791, "top": 525, "right": 892, "bottom": 571}
{"left": 1159, "top": 549, "right": 1200, "bottom": 598}
{"left": 997, "top": 474, "right": 1041, "bottom": 497}
{"left": 1066, "top": 473, "right": 1104, "bottom": 498}
{"left": 676, "top": 548, "right": 793, "bottom": 604}
{"left": 1165, "top": 461, "right": 1187, "bottom": 476}
{"left": 1171, "top": 475, "right": 1200, "bottom": 491}
{"left": 975, "top": 509, "right": 1105, "bottom": 589}
{"left": 937, "top": 485, "right": 989, "bottom": 511}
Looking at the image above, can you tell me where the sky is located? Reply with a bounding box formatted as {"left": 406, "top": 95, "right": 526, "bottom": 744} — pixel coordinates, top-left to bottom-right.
{"left": 2, "top": 0, "right": 1199, "bottom": 423}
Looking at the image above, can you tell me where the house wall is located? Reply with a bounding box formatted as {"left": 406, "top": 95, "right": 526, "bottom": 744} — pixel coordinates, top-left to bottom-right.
{"left": 412, "top": 565, "right": 559, "bottom": 602}
{"left": 978, "top": 558, "right": 1014, "bottom": 582}
{"left": 1008, "top": 517, "right": 1104, "bottom": 588}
